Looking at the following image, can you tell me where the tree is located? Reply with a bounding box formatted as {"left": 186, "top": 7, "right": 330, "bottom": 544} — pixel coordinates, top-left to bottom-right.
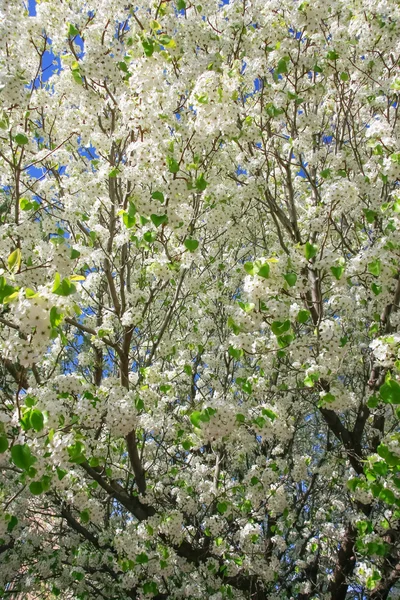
{"left": 0, "top": 0, "right": 400, "bottom": 597}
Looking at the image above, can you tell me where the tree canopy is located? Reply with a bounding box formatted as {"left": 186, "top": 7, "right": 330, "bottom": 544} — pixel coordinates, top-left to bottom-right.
{"left": 1, "top": 0, "right": 400, "bottom": 598}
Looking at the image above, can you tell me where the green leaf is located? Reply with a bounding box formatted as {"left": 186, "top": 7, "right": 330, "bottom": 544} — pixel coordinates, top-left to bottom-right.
{"left": 143, "top": 231, "right": 156, "bottom": 244}
{"left": 227, "top": 316, "right": 241, "bottom": 334}
{"left": 151, "top": 191, "right": 164, "bottom": 203}
{"left": 70, "top": 248, "right": 80, "bottom": 259}
{"left": 276, "top": 57, "right": 289, "bottom": 75}
{"left": 184, "top": 239, "right": 199, "bottom": 252}
{"left": 11, "top": 444, "right": 37, "bottom": 471}
{"left": 297, "top": 310, "right": 310, "bottom": 324}
{"left": 317, "top": 392, "right": 336, "bottom": 407}
{"left": 141, "top": 37, "right": 154, "bottom": 57}
{"left": 190, "top": 411, "right": 203, "bottom": 428}
{"left": 52, "top": 273, "right": 77, "bottom": 296}
{"left": 0, "top": 277, "right": 17, "bottom": 303}
{"left": 367, "top": 395, "right": 379, "bottom": 408}
{"left": 123, "top": 212, "right": 136, "bottom": 228}
{"left": 278, "top": 334, "right": 293, "bottom": 348}
{"left": 371, "top": 282, "right": 382, "bottom": 296}
{"left": 158, "top": 34, "right": 176, "bottom": 49}
{"left": 143, "top": 582, "right": 158, "bottom": 595}
{"left": 71, "top": 70, "right": 82, "bottom": 84}
{"left": 195, "top": 174, "right": 208, "bottom": 191}
{"left": 327, "top": 50, "right": 339, "bottom": 60}
{"left": 368, "top": 259, "right": 381, "bottom": 277}
{"left": 217, "top": 501, "right": 228, "bottom": 514}
{"left": 8, "top": 248, "right": 21, "bottom": 272}
{"left": 108, "top": 168, "right": 120, "bottom": 178}
{"left": 305, "top": 242, "right": 318, "bottom": 260}
{"left": 29, "top": 481, "right": 44, "bottom": 496}
{"left": 379, "top": 488, "right": 396, "bottom": 504}
{"left": 177, "top": 0, "right": 186, "bottom": 8}
{"left": 366, "top": 571, "right": 381, "bottom": 591}
{"left": 228, "top": 346, "right": 243, "bottom": 359}
{"left": 151, "top": 214, "right": 168, "bottom": 227}
{"left": 30, "top": 409, "right": 44, "bottom": 432}
{"left": 167, "top": 157, "right": 179, "bottom": 173}
{"left": 118, "top": 61, "right": 128, "bottom": 73}
{"left": 238, "top": 301, "right": 254, "bottom": 313}
{"left": 50, "top": 307, "right": 63, "bottom": 328}
{"left": 284, "top": 272, "right": 297, "bottom": 287}
{"left": 372, "top": 461, "right": 388, "bottom": 476}
{"left": 257, "top": 264, "right": 270, "bottom": 278}
{"left": 19, "top": 197, "right": 33, "bottom": 211}
{"left": 136, "top": 552, "right": 149, "bottom": 565}
{"left": 57, "top": 467, "right": 67, "bottom": 480}
{"left": 67, "top": 441, "right": 86, "bottom": 464}
{"left": 347, "top": 478, "right": 360, "bottom": 491}
{"left": 331, "top": 265, "right": 344, "bottom": 280}
{"left": 380, "top": 379, "right": 400, "bottom": 404}
{"left": 236, "top": 413, "right": 245, "bottom": 423}
{"left": 80, "top": 509, "right": 90, "bottom": 523}
{"left": 271, "top": 320, "right": 290, "bottom": 336}
{"left": 262, "top": 408, "right": 277, "bottom": 421}
{"left": 68, "top": 23, "right": 79, "bottom": 37}
{"left": 304, "top": 373, "right": 319, "bottom": 388}
{"left": 195, "top": 92, "right": 209, "bottom": 104}
{"left": 0, "top": 111, "right": 9, "bottom": 130}
{"left": 244, "top": 262, "right": 256, "bottom": 275}
{"left": 377, "top": 443, "right": 399, "bottom": 467}
{"left": 340, "top": 72, "right": 349, "bottom": 81}
{"left": 7, "top": 515, "right": 18, "bottom": 532}
{"left": 0, "top": 436, "right": 8, "bottom": 453}
{"left": 254, "top": 416, "right": 266, "bottom": 428}
{"left": 14, "top": 133, "right": 29, "bottom": 145}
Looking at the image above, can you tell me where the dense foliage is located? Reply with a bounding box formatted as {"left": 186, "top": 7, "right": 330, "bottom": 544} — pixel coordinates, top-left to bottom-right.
{"left": 1, "top": 0, "right": 400, "bottom": 598}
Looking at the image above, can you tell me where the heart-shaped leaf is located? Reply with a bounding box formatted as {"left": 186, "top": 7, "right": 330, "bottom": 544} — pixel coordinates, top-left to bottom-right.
{"left": 184, "top": 239, "right": 199, "bottom": 252}
{"left": 150, "top": 214, "right": 168, "bottom": 227}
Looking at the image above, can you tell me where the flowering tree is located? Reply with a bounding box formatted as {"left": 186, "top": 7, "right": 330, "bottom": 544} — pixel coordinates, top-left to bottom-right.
{"left": 1, "top": 0, "right": 400, "bottom": 598}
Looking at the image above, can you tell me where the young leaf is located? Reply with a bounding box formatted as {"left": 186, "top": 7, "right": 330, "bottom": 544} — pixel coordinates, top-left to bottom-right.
{"left": 8, "top": 248, "right": 21, "bottom": 272}
{"left": 184, "top": 239, "right": 199, "bottom": 252}
{"left": 244, "top": 262, "right": 256, "bottom": 275}
{"left": 29, "top": 481, "right": 44, "bottom": 496}
{"left": 284, "top": 272, "right": 297, "bottom": 287}
{"left": 257, "top": 263, "right": 270, "bottom": 278}
{"left": 151, "top": 214, "right": 168, "bottom": 227}
{"left": 11, "top": 444, "right": 37, "bottom": 471}
{"left": 0, "top": 436, "right": 8, "bottom": 453}
{"left": 152, "top": 191, "right": 164, "bottom": 203}
{"left": 14, "top": 133, "right": 29, "bottom": 145}
{"left": 167, "top": 157, "right": 179, "bottom": 173}
{"left": 30, "top": 409, "right": 44, "bottom": 432}
{"left": 305, "top": 242, "right": 318, "bottom": 260}
{"left": 331, "top": 266, "right": 344, "bottom": 280}
{"left": 297, "top": 310, "right": 310, "bottom": 324}
{"left": 195, "top": 174, "right": 208, "bottom": 191}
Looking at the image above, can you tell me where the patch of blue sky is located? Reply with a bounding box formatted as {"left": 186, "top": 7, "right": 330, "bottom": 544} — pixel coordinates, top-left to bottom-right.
{"left": 26, "top": 165, "right": 46, "bottom": 179}
{"left": 296, "top": 167, "right": 307, "bottom": 178}
{"left": 73, "top": 34, "right": 85, "bottom": 58}
{"left": 28, "top": 0, "right": 36, "bottom": 16}
{"left": 77, "top": 144, "right": 99, "bottom": 161}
